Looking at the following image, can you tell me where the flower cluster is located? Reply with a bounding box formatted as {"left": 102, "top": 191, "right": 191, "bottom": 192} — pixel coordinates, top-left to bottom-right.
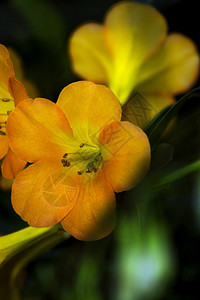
{"left": 0, "top": 1, "right": 199, "bottom": 241}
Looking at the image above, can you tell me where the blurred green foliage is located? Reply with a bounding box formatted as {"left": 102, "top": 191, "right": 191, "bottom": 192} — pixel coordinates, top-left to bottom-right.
{"left": 0, "top": 0, "right": 200, "bottom": 299}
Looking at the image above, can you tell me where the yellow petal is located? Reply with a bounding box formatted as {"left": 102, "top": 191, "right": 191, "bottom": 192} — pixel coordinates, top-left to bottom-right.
{"left": 69, "top": 23, "right": 111, "bottom": 83}
{"left": 136, "top": 34, "right": 200, "bottom": 94}
{"left": 99, "top": 121, "right": 150, "bottom": 192}
{"left": 7, "top": 98, "right": 73, "bottom": 163}
{"left": 105, "top": 1, "right": 167, "bottom": 103}
{"left": 122, "top": 92, "right": 175, "bottom": 129}
{"left": 1, "top": 148, "right": 26, "bottom": 179}
{"left": 57, "top": 81, "right": 121, "bottom": 140}
{"left": 11, "top": 159, "right": 79, "bottom": 227}
{"left": 61, "top": 170, "right": 116, "bottom": 241}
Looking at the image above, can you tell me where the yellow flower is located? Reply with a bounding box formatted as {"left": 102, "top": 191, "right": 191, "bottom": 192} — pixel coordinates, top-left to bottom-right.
{"left": 69, "top": 1, "right": 199, "bottom": 128}
{"left": 0, "top": 44, "right": 38, "bottom": 179}
{"left": 7, "top": 81, "right": 150, "bottom": 241}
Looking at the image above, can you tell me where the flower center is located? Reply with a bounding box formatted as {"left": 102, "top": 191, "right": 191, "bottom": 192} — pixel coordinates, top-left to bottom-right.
{"left": 61, "top": 143, "right": 103, "bottom": 175}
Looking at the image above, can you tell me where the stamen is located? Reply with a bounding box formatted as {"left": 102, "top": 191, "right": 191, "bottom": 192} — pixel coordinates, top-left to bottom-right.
{"left": 0, "top": 131, "right": 6, "bottom": 136}
{"left": 61, "top": 145, "right": 102, "bottom": 174}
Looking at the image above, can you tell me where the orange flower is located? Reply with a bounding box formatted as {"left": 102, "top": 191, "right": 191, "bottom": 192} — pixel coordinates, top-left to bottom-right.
{"left": 69, "top": 1, "right": 199, "bottom": 128}
{"left": 0, "top": 44, "right": 32, "bottom": 179}
{"left": 7, "top": 81, "right": 150, "bottom": 241}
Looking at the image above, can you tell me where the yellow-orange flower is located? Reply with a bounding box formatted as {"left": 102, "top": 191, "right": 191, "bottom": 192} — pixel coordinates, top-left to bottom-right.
{"left": 69, "top": 1, "right": 199, "bottom": 128}
{"left": 7, "top": 81, "right": 150, "bottom": 241}
{"left": 0, "top": 44, "right": 34, "bottom": 179}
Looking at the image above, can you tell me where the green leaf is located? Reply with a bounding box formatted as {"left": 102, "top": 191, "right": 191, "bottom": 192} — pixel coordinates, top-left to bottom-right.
{"left": 151, "top": 143, "right": 174, "bottom": 170}
{"left": 145, "top": 87, "right": 200, "bottom": 148}
{"left": 156, "top": 158, "right": 200, "bottom": 187}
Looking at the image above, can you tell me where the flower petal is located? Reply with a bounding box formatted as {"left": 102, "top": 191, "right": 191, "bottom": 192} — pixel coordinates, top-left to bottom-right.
{"left": 0, "top": 44, "right": 15, "bottom": 99}
{"left": 11, "top": 159, "right": 79, "bottom": 227}
{"left": 7, "top": 98, "right": 73, "bottom": 162}
{"left": 61, "top": 170, "right": 116, "bottom": 241}
{"left": 69, "top": 24, "right": 111, "bottom": 83}
{"left": 0, "top": 136, "right": 9, "bottom": 159}
{"left": 57, "top": 81, "right": 121, "bottom": 140}
{"left": 8, "top": 48, "right": 39, "bottom": 99}
{"left": 9, "top": 77, "right": 29, "bottom": 106}
{"left": 99, "top": 121, "right": 150, "bottom": 192}
{"left": 1, "top": 148, "right": 26, "bottom": 179}
{"left": 122, "top": 92, "right": 175, "bottom": 129}
{"left": 105, "top": 1, "right": 167, "bottom": 103}
{"left": 136, "top": 34, "right": 199, "bottom": 94}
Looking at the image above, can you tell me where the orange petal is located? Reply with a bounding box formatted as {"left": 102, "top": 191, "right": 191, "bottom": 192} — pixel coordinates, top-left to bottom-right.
{"left": 61, "top": 170, "right": 116, "bottom": 241}
{"left": 0, "top": 136, "right": 9, "bottom": 159}
{"left": 0, "top": 173, "right": 13, "bottom": 191}
{"left": 7, "top": 98, "right": 73, "bottom": 163}
{"left": 11, "top": 159, "right": 79, "bottom": 227}
{"left": 99, "top": 121, "right": 150, "bottom": 192}
{"left": 122, "top": 92, "right": 175, "bottom": 129}
{"left": 69, "top": 24, "right": 111, "bottom": 83}
{"left": 137, "top": 34, "right": 199, "bottom": 94}
{"left": 57, "top": 81, "right": 121, "bottom": 141}
{"left": 104, "top": 1, "right": 167, "bottom": 103}
{"left": 9, "top": 77, "right": 29, "bottom": 106}
{"left": 8, "top": 47, "right": 39, "bottom": 99}
{"left": 0, "top": 44, "right": 15, "bottom": 97}
{"left": 1, "top": 148, "right": 26, "bottom": 179}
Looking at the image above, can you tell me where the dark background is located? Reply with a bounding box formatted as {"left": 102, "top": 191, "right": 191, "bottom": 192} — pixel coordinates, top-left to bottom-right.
{"left": 1, "top": 0, "right": 200, "bottom": 299}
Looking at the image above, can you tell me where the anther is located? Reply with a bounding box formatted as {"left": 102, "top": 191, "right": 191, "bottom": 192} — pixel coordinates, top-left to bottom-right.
{"left": 61, "top": 159, "right": 71, "bottom": 167}
{"left": 79, "top": 143, "right": 85, "bottom": 148}
{"left": 64, "top": 161, "right": 71, "bottom": 167}
{"left": 7, "top": 110, "right": 12, "bottom": 115}
{"left": 77, "top": 171, "right": 83, "bottom": 175}
{"left": 63, "top": 153, "right": 68, "bottom": 158}
{"left": 1, "top": 98, "right": 10, "bottom": 102}
{"left": 0, "top": 131, "right": 6, "bottom": 136}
